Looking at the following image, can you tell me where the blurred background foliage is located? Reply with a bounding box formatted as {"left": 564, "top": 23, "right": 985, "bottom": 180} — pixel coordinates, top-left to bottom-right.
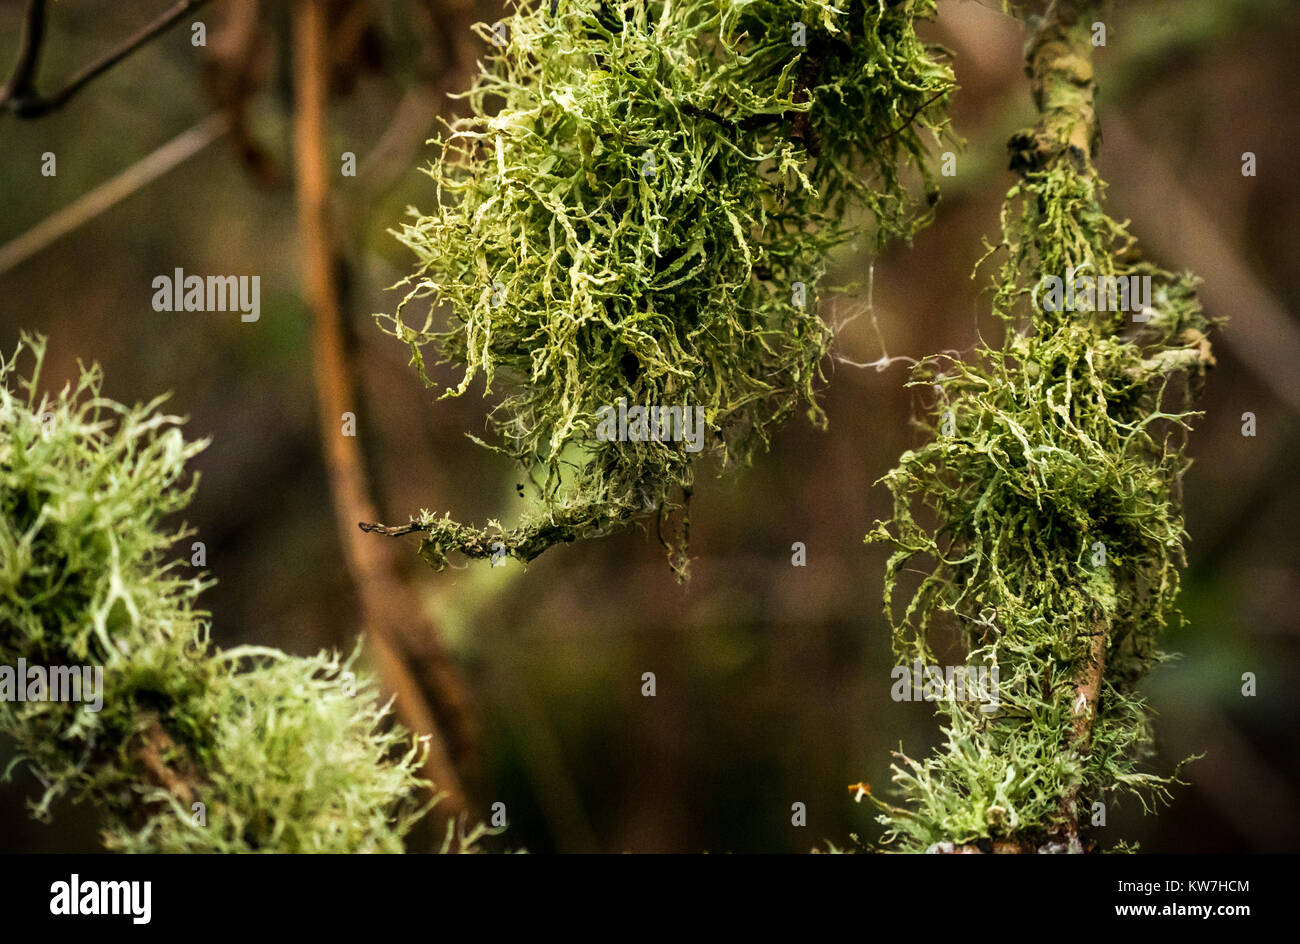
{"left": 1, "top": 0, "right": 1297, "bottom": 852}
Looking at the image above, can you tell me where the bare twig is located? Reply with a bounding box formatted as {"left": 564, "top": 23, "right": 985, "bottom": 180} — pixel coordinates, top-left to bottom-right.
{"left": 0, "top": 113, "right": 228, "bottom": 276}
{"left": 203, "top": 0, "right": 281, "bottom": 185}
{"left": 2, "top": 0, "right": 215, "bottom": 118}
{"left": 345, "top": 0, "right": 478, "bottom": 208}
{"left": 357, "top": 520, "right": 424, "bottom": 537}
{"left": 1105, "top": 115, "right": 1300, "bottom": 416}
{"left": 1, "top": 0, "right": 213, "bottom": 118}
{"left": 870, "top": 89, "right": 950, "bottom": 148}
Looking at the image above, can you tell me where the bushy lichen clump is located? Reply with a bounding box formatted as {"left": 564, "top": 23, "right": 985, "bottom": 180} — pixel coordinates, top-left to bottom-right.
{"left": 870, "top": 209, "right": 1211, "bottom": 850}
{"left": 0, "top": 337, "right": 432, "bottom": 852}
{"left": 867, "top": 8, "right": 1213, "bottom": 852}
{"left": 384, "top": 0, "right": 953, "bottom": 576}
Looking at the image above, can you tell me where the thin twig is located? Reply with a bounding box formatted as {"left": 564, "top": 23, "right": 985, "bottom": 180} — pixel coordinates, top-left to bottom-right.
{"left": 347, "top": 0, "right": 478, "bottom": 207}
{"left": 0, "top": 113, "right": 229, "bottom": 276}
{"left": 1106, "top": 115, "right": 1300, "bottom": 416}
{"left": 293, "top": 0, "right": 471, "bottom": 824}
{"left": 2, "top": 0, "right": 214, "bottom": 118}
{"left": 357, "top": 520, "right": 424, "bottom": 537}
{"left": 869, "top": 89, "right": 950, "bottom": 148}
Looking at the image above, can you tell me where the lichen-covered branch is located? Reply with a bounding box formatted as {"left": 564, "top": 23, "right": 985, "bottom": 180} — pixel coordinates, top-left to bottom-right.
{"left": 1010, "top": 0, "right": 1100, "bottom": 174}
{"left": 868, "top": 0, "right": 1214, "bottom": 853}
{"left": 0, "top": 336, "right": 450, "bottom": 853}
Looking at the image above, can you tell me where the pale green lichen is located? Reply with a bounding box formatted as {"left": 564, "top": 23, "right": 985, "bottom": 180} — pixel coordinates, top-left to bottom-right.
{"left": 382, "top": 0, "right": 954, "bottom": 577}
{"left": 867, "top": 140, "right": 1213, "bottom": 853}
{"left": 0, "top": 336, "right": 443, "bottom": 853}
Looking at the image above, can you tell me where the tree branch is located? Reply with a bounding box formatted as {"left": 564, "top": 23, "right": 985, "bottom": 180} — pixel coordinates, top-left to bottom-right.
{"left": 0, "top": 113, "right": 228, "bottom": 276}
{"left": 292, "top": 0, "right": 472, "bottom": 827}
{"left": 0, "top": 0, "right": 47, "bottom": 105}
{"left": 1009, "top": 0, "right": 1100, "bottom": 177}
{"left": 132, "top": 713, "right": 202, "bottom": 813}
{"left": 929, "top": 1, "right": 1108, "bottom": 857}
{"left": 1, "top": 0, "right": 214, "bottom": 118}
{"left": 1020, "top": 0, "right": 1107, "bottom": 854}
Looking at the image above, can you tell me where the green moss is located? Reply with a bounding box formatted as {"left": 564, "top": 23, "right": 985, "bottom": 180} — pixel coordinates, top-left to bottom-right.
{"left": 0, "top": 336, "right": 444, "bottom": 853}
{"left": 382, "top": 0, "right": 954, "bottom": 577}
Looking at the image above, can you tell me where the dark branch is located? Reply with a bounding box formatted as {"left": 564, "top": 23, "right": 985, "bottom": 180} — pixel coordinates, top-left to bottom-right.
{"left": 0, "top": 0, "right": 47, "bottom": 104}
{"left": 1, "top": 0, "right": 214, "bottom": 119}
{"left": 358, "top": 520, "right": 423, "bottom": 537}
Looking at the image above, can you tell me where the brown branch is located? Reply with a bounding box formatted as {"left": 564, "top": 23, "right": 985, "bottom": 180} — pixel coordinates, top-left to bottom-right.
{"left": 790, "top": 37, "right": 824, "bottom": 158}
{"left": 293, "top": 0, "right": 472, "bottom": 827}
{"left": 3, "top": 0, "right": 214, "bottom": 119}
{"left": 203, "top": 0, "right": 281, "bottom": 186}
{"left": 346, "top": 0, "right": 485, "bottom": 209}
{"left": 357, "top": 520, "right": 424, "bottom": 537}
{"left": 134, "top": 716, "right": 199, "bottom": 807}
{"left": 1054, "top": 614, "right": 1108, "bottom": 849}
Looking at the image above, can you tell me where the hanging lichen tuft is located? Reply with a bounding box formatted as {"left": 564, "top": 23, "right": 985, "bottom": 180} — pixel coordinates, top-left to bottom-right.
{"left": 377, "top": 0, "right": 954, "bottom": 578}
{"left": 866, "top": 2, "right": 1214, "bottom": 852}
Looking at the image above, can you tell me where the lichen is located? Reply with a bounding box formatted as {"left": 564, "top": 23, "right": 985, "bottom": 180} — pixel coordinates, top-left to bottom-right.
{"left": 381, "top": 0, "right": 954, "bottom": 578}
{"left": 0, "top": 335, "right": 443, "bottom": 853}
{"left": 867, "top": 5, "right": 1213, "bottom": 851}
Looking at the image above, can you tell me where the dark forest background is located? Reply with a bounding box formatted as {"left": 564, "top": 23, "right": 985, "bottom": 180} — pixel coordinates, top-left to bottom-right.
{"left": 2, "top": 0, "right": 1297, "bottom": 852}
